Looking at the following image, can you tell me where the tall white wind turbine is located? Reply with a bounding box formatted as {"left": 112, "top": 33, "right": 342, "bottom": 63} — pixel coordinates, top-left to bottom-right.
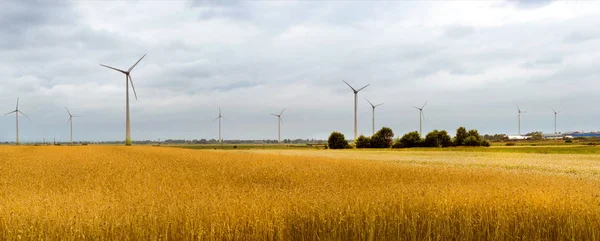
{"left": 100, "top": 54, "right": 146, "bottom": 146}
{"left": 271, "top": 108, "right": 286, "bottom": 144}
{"left": 517, "top": 105, "right": 527, "bottom": 135}
{"left": 365, "top": 98, "right": 383, "bottom": 135}
{"left": 413, "top": 101, "right": 427, "bottom": 137}
{"left": 4, "top": 98, "right": 29, "bottom": 145}
{"left": 343, "top": 81, "right": 369, "bottom": 140}
{"left": 65, "top": 107, "right": 81, "bottom": 145}
{"left": 552, "top": 108, "right": 561, "bottom": 134}
{"left": 213, "top": 107, "right": 227, "bottom": 144}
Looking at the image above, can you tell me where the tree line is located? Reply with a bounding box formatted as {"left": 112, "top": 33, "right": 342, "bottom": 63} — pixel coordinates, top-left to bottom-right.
{"left": 328, "top": 127, "right": 490, "bottom": 149}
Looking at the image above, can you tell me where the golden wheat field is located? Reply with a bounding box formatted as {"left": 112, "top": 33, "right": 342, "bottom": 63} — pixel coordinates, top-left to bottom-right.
{"left": 1, "top": 146, "right": 600, "bottom": 240}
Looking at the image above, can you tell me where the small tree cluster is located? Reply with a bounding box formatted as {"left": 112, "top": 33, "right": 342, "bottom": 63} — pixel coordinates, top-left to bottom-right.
{"left": 453, "top": 127, "right": 490, "bottom": 147}
{"left": 392, "top": 131, "right": 421, "bottom": 148}
{"left": 355, "top": 127, "right": 395, "bottom": 148}
{"left": 393, "top": 127, "right": 489, "bottom": 148}
{"left": 328, "top": 132, "right": 349, "bottom": 149}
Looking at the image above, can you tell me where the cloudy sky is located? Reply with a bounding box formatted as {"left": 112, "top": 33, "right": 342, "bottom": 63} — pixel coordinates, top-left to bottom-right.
{"left": 1, "top": 0, "right": 600, "bottom": 142}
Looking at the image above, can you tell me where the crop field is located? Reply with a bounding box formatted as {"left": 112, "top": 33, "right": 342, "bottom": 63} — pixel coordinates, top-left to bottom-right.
{"left": 1, "top": 146, "right": 600, "bottom": 240}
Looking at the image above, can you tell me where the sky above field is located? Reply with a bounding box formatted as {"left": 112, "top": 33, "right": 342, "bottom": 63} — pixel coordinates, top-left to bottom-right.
{"left": 1, "top": 0, "right": 600, "bottom": 142}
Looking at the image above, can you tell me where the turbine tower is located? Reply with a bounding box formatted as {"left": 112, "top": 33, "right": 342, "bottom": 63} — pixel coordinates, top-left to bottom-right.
{"left": 271, "top": 108, "right": 285, "bottom": 144}
{"left": 517, "top": 105, "right": 527, "bottom": 135}
{"left": 365, "top": 98, "right": 383, "bottom": 135}
{"left": 552, "top": 108, "right": 561, "bottom": 134}
{"left": 4, "top": 98, "right": 29, "bottom": 145}
{"left": 100, "top": 54, "right": 146, "bottom": 146}
{"left": 213, "top": 107, "right": 227, "bottom": 144}
{"left": 65, "top": 107, "right": 80, "bottom": 145}
{"left": 343, "top": 80, "right": 369, "bottom": 140}
{"left": 413, "top": 101, "right": 427, "bottom": 137}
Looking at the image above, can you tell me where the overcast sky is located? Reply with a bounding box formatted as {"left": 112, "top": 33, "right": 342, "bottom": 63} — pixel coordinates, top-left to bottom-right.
{"left": 1, "top": 0, "right": 600, "bottom": 142}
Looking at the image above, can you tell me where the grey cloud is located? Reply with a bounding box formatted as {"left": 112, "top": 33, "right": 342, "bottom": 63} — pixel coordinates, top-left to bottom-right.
{"left": 444, "top": 25, "right": 475, "bottom": 38}
{"left": 564, "top": 32, "right": 600, "bottom": 44}
{"left": 521, "top": 55, "right": 563, "bottom": 68}
{"left": 511, "top": 0, "right": 554, "bottom": 9}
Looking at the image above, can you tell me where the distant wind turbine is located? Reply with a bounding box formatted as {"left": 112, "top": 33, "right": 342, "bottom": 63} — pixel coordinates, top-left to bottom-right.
{"left": 65, "top": 107, "right": 81, "bottom": 145}
{"left": 213, "top": 107, "right": 227, "bottom": 144}
{"left": 343, "top": 80, "right": 369, "bottom": 140}
{"left": 100, "top": 54, "right": 146, "bottom": 146}
{"left": 4, "top": 98, "right": 29, "bottom": 145}
{"left": 365, "top": 98, "right": 383, "bottom": 135}
{"left": 517, "top": 105, "right": 527, "bottom": 135}
{"left": 271, "top": 108, "right": 285, "bottom": 144}
{"left": 552, "top": 108, "right": 561, "bottom": 134}
{"left": 413, "top": 101, "right": 427, "bottom": 137}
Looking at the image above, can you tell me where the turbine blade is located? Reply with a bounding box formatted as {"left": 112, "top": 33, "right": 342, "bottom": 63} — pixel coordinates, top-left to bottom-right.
{"left": 270, "top": 113, "right": 278, "bottom": 116}
{"left": 421, "top": 101, "right": 428, "bottom": 109}
{"left": 356, "top": 84, "right": 370, "bottom": 92}
{"left": 67, "top": 117, "right": 71, "bottom": 125}
{"left": 516, "top": 104, "right": 520, "bottom": 112}
{"left": 16, "top": 97, "right": 19, "bottom": 110}
{"left": 421, "top": 110, "right": 425, "bottom": 121}
{"left": 342, "top": 80, "right": 356, "bottom": 92}
{"left": 4, "top": 110, "right": 16, "bottom": 116}
{"left": 128, "top": 54, "right": 146, "bottom": 72}
{"left": 365, "top": 98, "right": 374, "bottom": 107}
{"left": 18, "top": 111, "right": 30, "bottom": 119}
{"left": 375, "top": 103, "right": 384, "bottom": 107}
{"left": 65, "top": 107, "right": 72, "bottom": 116}
{"left": 413, "top": 106, "right": 420, "bottom": 110}
{"left": 551, "top": 108, "right": 556, "bottom": 113}
{"left": 128, "top": 75, "right": 138, "bottom": 100}
{"left": 100, "top": 64, "right": 127, "bottom": 74}
{"left": 279, "top": 108, "right": 286, "bottom": 116}
{"left": 222, "top": 116, "right": 228, "bottom": 121}
{"left": 280, "top": 117, "right": 283, "bottom": 126}
{"left": 213, "top": 116, "right": 219, "bottom": 122}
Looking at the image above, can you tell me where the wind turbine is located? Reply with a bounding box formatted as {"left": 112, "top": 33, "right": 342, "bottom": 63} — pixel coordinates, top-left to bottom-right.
{"left": 271, "top": 108, "right": 285, "bottom": 144}
{"left": 365, "top": 98, "right": 383, "bottom": 135}
{"left": 343, "top": 80, "right": 370, "bottom": 140}
{"left": 517, "top": 105, "right": 527, "bottom": 135}
{"left": 213, "top": 107, "right": 227, "bottom": 144}
{"left": 552, "top": 108, "right": 561, "bottom": 134}
{"left": 65, "top": 107, "right": 81, "bottom": 145}
{"left": 100, "top": 54, "right": 146, "bottom": 146}
{"left": 4, "top": 98, "right": 29, "bottom": 145}
{"left": 413, "top": 101, "right": 427, "bottom": 137}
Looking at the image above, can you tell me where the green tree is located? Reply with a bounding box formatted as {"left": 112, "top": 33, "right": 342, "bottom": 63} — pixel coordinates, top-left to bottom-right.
{"left": 328, "top": 132, "right": 349, "bottom": 149}
{"left": 467, "top": 129, "right": 481, "bottom": 142}
{"left": 393, "top": 131, "right": 422, "bottom": 148}
{"left": 438, "top": 130, "right": 453, "bottom": 147}
{"left": 463, "top": 136, "right": 481, "bottom": 146}
{"left": 530, "top": 132, "right": 543, "bottom": 141}
{"left": 371, "top": 127, "right": 395, "bottom": 148}
{"left": 453, "top": 127, "right": 468, "bottom": 146}
{"left": 423, "top": 130, "right": 441, "bottom": 147}
{"left": 355, "top": 135, "right": 371, "bottom": 148}
{"left": 424, "top": 130, "right": 453, "bottom": 147}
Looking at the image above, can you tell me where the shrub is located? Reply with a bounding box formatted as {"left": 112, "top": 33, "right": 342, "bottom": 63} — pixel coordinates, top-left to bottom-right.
{"left": 394, "top": 131, "right": 422, "bottom": 148}
{"left": 506, "top": 142, "right": 516, "bottom": 146}
{"left": 355, "top": 135, "right": 371, "bottom": 148}
{"left": 565, "top": 139, "right": 573, "bottom": 144}
{"left": 328, "top": 132, "right": 349, "bottom": 149}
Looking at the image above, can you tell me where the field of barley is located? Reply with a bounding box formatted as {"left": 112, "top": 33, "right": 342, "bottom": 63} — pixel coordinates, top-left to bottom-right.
{"left": 1, "top": 146, "right": 600, "bottom": 240}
